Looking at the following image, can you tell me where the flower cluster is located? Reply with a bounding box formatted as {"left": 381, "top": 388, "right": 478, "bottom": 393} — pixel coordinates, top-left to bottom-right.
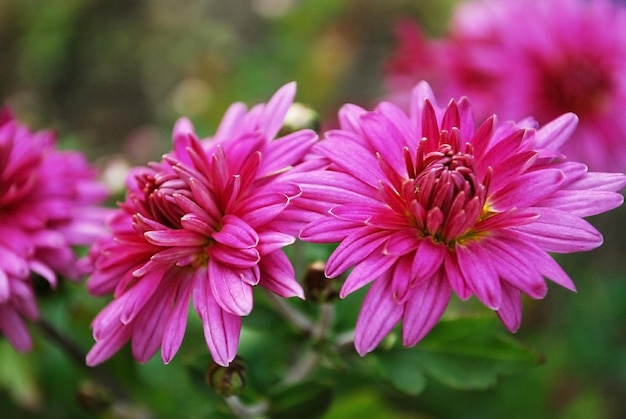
{"left": 0, "top": 107, "right": 109, "bottom": 351}
{"left": 288, "top": 82, "right": 626, "bottom": 355}
{"left": 386, "top": 0, "right": 626, "bottom": 172}
{"left": 84, "top": 83, "right": 318, "bottom": 366}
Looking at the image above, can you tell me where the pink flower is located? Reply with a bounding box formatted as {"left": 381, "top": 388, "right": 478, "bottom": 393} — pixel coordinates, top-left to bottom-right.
{"left": 0, "top": 107, "right": 109, "bottom": 352}
{"left": 385, "top": 0, "right": 626, "bottom": 171}
{"left": 289, "top": 82, "right": 626, "bottom": 356}
{"left": 84, "top": 83, "right": 318, "bottom": 367}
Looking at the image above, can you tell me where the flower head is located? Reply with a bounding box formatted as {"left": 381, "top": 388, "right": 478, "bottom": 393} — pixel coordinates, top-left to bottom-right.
{"left": 84, "top": 83, "right": 318, "bottom": 366}
{"left": 0, "top": 107, "right": 109, "bottom": 351}
{"left": 385, "top": 0, "right": 626, "bottom": 171}
{"left": 290, "top": 82, "right": 626, "bottom": 356}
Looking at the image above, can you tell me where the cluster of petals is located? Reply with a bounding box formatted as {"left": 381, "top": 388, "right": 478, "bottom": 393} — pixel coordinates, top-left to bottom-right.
{"left": 287, "top": 81, "right": 626, "bottom": 356}
{"left": 84, "top": 83, "right": 318, "bottom": 367}
{"left": 385, "top": 0, "right": 626, "bottom": 172}
{"left": 0, "top": 107, "right": 110, "bottom": 351}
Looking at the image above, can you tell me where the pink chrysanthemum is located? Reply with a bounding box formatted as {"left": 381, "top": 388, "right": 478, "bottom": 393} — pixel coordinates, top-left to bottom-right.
{"left": 385, "top": 0, "right": 626, "bottom": 171}
{"left": 0, "top": 107, "right": 109, "bottom": 351}
{"left": 289, "top": 82, "right": 626, "bottom": 356}
{"left": 84, "top": 83, "right": 318, "bottom": 367}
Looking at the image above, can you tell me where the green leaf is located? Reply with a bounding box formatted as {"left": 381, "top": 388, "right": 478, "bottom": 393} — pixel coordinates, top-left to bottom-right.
{"left": 373, "top": 350, "right": 428, "bottom": 396}
{"left": 418, "top": 316, "right": 543, "bottom": 390}
{"left": 269, "top": 381, "right": 334, "bottom": 419}
{"left": 374, "top": 316, "right": 543, "bottom": 392}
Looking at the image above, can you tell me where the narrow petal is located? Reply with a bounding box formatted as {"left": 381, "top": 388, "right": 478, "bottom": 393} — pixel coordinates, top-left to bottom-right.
{"left": 258, "top": 250, "right": 303, "bottom": 299}
{"left": 456, "top": 243, "right": 502, "bottom": 310}
{"left": 354, "top": 276, "right": 404, "bottom": 356}
{"left": 192, "top": 270, "right": 241, "bottom": 366}
{"left": 86, "top": 324, "right": 133, "bottom": 366}
{"left": 496, "top": 283, "right": 522, "bottom": 333}
{"left": 401, "top": 273, "right": 452, "bottom": 346}
{"left": 260, "top": 82, "right": 296, "bottom": 139}
{"left": 162, "top": 271, "right": 194, "bottom": 364}
{"left": 144, "top": 229, "right": 207, "bottom": 247}
{"left": 208, "top": 260, "right": 254, "bottom": 316}
{"left": 514, "top": 208, "right": 603, "bottom": 252}
{"left": 212, "top": 215, "right": 259, "bottom": 249}
{"left": 326, "top": 229, "right": 391, "bottom": 278}
{"left": 341, "top": 254, "right": 397, "bottom": 298}
{"left": 0, "top": 305, "right": 33, "bottom": 352}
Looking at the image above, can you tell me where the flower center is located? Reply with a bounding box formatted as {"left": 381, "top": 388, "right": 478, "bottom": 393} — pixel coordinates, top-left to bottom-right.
{"left": 136, "top": 171, "right": 190, "bottom": 229}
{"left": 538, "top": 56, "right": 612, "bottom": 120}
{"left": 410, "top": 141, "right": 489, "bottom": 246}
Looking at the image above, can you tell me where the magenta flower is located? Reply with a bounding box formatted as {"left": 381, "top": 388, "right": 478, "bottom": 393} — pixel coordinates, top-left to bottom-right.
{"left": 85, "top": 83, "right": 318, "bottom": 367}
{"left": 0, "top": 107, "right": 109, "bottom": 352}
{"left": 385, "top": 0, "right": 626, "bottom": 172}
{"left": 289, "top": 82, "right": 626, "bottom": 356}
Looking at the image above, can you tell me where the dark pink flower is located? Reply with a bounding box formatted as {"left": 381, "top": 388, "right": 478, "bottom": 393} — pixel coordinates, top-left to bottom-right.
{"left": 289, "top": 82, "right": 626, "bottom": 356}
{"left": 385, "top": 0, "right": 626, "bottom": 171}
{"left": 0, "top": 107, "right": 109, "bottom": 351}
{"left": 85, "top": 83, "right": 318, "bottom": 366}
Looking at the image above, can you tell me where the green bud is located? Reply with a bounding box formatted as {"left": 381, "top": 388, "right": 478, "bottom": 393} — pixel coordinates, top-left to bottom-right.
{"left": 206, "top": 356, "right": 247, "bottom": 398}
{"left": 304, "top": 261, "right": 338, "bottom": 304}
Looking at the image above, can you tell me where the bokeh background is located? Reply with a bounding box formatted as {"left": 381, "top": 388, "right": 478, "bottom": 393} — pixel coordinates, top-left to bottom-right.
{"left": 1, "top": 0, "right": 625, "bottom": 417}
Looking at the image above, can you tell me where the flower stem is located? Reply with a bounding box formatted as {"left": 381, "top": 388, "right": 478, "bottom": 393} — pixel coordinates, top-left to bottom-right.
{"left": 263, "top": 291, "right": 315, "bottom": 334}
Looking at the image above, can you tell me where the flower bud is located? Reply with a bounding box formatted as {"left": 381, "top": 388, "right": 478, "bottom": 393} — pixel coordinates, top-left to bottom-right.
{"left": 206, "top": 356, "right": 247, "bottom": 397}
{"left": 304, "top": 261, "right": 338, "bottom": 304}
{"left": 279, "top": 103, "right": 320, "bottom": 135}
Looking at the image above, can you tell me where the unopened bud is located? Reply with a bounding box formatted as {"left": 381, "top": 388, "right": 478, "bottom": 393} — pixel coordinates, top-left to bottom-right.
{"left": 279, "top": 103, "right": 320, "bottom": 136}
{"left": 76, "top": 381, "right": 112, "bottom": 414}
{"left": 206, "top": 356, "right": 247, "bottom": 397}
{"left": 304, "top": 261, "right": 338, "bottom": 304}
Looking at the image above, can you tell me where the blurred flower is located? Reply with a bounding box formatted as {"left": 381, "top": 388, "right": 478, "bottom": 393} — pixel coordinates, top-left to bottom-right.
{"left": 0, "top": 107, "right": 109, "bottom": 352}
{"left": 84, "top": 83, "right": 318, "bottom": 367}
{"left": 289, "top": 82, "right": 626, "bottom": 356}
{"left": 385, "top": 0, "right": 626, "bottom": 172}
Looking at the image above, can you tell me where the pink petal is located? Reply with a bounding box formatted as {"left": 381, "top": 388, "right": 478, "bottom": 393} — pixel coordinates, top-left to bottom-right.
{"left": 192, "top": 269, "right": 241, "bottom": 367}
{"left": 490, "top": 169, "right": 565, "bottom": 211}
{"left": 456, "top": 243, "right": 502, "bottom": 310}
{"left": 258, "top": 250, "right": 303, "bottom": 299}
{"left": 411, "top": 238, "right": 446, "bottom": 283}
{"left": 326, "top": 229, "right": 391, "bottom": 278}
{"left": 299, "top": 217, "right": 358, "bottom": 243}
{"left": 341, "top": 255, "right": 397, "bottom": 298}
{"left": 354, "top": 275, "right": 404, "bottom": 356}
{"left": 260, "top": 82, "right": 296, "bottom": 139}
{"left": 213, "top": 103, "right": 248, "bottom": 142}
{"left": 212, "top": 215, "right": 259, "bottom": 249}
{"left": 131, "top": 286, "right": 171, "bottom": 363}
{"left": 496, "top": 283, "right": 522, "bottom": 332}
{"left": 208, "top": 260, "right": 254, "bottom": 316}
{"left": 401, "top": 272, "right": 452, "bottom": 346}
{"left": 162, "top": 272, "right": 194, "bottom": 363}
{"left": 120, "top": 270, "right": 164, "bottom": 324}
{"left": 0, "top": 305, "right": 33, "bottom": 352}
{"left": 260, "top": 130, "right": 318, "bottom": 175}
{"left": 144, "top": 229, "right": 207, "bottom": 247}
{"left": 514, "top": 207, "right": 603, "bottom": 253}
{"left": 86, "top": 323, "right": 133, "bottom": 366}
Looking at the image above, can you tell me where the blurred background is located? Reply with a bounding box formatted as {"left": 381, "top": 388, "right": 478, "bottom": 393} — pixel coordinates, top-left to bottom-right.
{"left": 1, "top": 0, "right": 625, "bottom": 417}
